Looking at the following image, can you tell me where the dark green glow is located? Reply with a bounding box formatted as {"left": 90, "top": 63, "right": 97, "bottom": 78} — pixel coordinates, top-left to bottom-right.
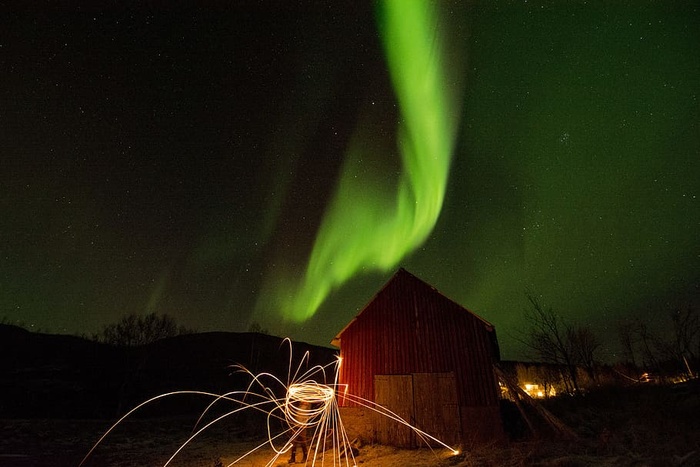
{"left": 2, "top": 3, "right": 697, "bottom": 359}
{"left": 410, "top": 2, "right": 700, "bottom": 358}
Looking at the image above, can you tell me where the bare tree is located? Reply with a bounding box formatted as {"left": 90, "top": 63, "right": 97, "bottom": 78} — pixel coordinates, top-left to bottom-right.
{"left": 521, "top": 294, "right": 582, "bottom": 394}
{"left": 637, "top": 320, "right": 661, "bottom": 375}
{"left": 653, "top": 306, "right": 699, "bottom": 377}
{"left": 617, "top": 320, "right": 639, "bottom": 367}
{"left": 520, "top": 294, "right": 605, "bottom": 393}
{"left": 616, "top": 306, "right": 699, "bottom": 380}
{"left": 568, "top": 325, "right": 601, "bottom": 382}
{"left": 97, "top": 313, "right": 191, "bottom": 346}
{"left": 670, "top": 306, "right": 699, "bottom": 376}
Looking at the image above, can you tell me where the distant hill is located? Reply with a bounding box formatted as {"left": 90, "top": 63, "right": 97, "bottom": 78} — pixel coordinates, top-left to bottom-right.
{"left": 0, "top": 325, "right": 337, "bottom": 419}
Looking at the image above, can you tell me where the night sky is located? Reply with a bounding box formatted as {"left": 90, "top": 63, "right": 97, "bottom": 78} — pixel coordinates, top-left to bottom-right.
{"left": 2, "top": 1, "right": 698, "bottom": 360}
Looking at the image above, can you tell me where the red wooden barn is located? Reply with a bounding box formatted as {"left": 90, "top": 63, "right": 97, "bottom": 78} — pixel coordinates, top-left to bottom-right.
{"left": 331, "top": 268, "right": 504, "bottom": 447}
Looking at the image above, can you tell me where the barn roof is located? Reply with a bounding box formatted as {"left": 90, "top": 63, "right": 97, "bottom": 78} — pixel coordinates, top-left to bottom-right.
{"left": 331, "top": 268, "right": 494, "bottom": 347}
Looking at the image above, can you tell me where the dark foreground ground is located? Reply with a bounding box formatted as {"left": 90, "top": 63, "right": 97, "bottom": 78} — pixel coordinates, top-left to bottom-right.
{"left": 2, "top": 381, "right": 698, "bottom": 467}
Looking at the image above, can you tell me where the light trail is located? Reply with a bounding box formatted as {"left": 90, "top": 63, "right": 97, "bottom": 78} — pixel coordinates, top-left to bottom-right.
{"left": 81, "top": 339, "right": 459, "bottom": 466}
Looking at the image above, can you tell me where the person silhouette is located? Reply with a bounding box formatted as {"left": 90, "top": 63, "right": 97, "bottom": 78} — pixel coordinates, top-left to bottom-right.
{"left": 288, "top": 400, "right": 311, "bottom": 464}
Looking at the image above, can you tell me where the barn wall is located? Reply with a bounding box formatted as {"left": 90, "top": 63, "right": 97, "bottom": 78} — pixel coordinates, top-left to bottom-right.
{"left": 338, "top": 407, "right": 374, "bottom": 443}
{"left": 338, "top": 270, "right": 500, "bottom": 412}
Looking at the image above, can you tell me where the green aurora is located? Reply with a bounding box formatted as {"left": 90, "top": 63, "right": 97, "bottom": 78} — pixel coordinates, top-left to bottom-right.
{"left": 1, "top": 2, "right": 697, "bottom": 359}
{"left": 256, "top": 0, "right": 464, "bottom": 322}
{"left": 255, "top": 1, "right": 699, "bottom": 357}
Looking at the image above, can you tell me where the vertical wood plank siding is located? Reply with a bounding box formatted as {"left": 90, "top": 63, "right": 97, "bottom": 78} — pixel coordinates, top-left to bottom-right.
{"left": 337, "top": 269, "right": 500, "bottom": 410}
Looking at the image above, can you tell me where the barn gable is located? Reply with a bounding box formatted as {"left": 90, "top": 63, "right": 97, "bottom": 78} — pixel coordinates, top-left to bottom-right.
{"left": 332, "top": 268, "right": 504, "bottom": 445}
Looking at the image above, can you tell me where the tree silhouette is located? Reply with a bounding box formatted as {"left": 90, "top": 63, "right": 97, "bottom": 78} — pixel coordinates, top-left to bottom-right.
{"left": 520, "top": 294, "right": 601, "bottom": 394}
{"left": 96, "top": 313, "right": 192, "bottom": 346}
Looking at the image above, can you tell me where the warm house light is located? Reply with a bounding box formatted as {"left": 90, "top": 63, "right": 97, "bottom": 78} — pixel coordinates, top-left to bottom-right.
{"left": 522, "top": 383, "right": 555, "bottom": 399}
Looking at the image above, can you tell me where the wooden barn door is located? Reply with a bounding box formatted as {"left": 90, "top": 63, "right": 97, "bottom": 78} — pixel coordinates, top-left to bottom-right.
{"left": 374, "top": 375, "right": 415, "bottom": 447}
{"left": 374, "top": 373, "right": 460, "bottom": 448}
{"left": 413, "top": 372, "right": 461, "bottom": 447}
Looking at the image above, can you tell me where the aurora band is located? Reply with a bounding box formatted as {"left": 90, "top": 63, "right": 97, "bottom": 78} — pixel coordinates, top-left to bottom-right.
{"left": 277, "top": 0, "right": 465, "bottom": 322}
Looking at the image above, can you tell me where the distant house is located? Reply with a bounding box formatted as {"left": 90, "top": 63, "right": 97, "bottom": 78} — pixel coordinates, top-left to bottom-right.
{"left": 331, "top": 268, "right": 504, "bottom": 447}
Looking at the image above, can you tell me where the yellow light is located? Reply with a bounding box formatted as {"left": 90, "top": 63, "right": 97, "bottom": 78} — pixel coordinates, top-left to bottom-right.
{"left": 82, "top": 338, "right": 462, "bottom": 466}
{"left": 522, "top": 383, "right": 549, "bottom": 399}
